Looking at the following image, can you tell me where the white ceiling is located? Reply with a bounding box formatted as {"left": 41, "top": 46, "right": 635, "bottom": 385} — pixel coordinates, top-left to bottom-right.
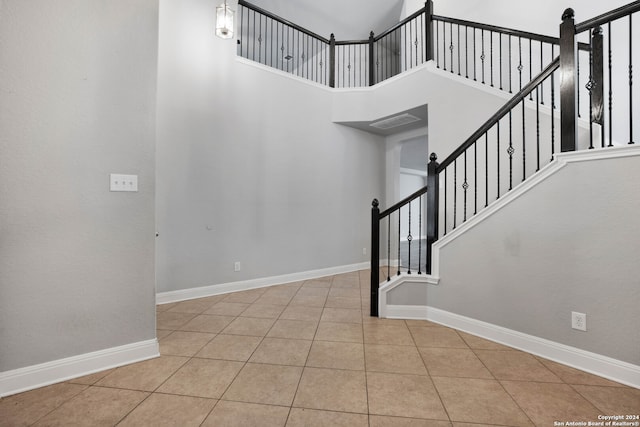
{"left": 246, "top": 0, "right": 406, "bottom": 41}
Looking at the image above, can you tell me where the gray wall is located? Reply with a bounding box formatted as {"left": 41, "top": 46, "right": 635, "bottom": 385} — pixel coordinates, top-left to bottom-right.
{"left": 414, "top": 153, "right": 639, "bottom": 365}
{"left": 0, "top": 0, "right": 158, "bottom": 371}
{"left": 155, "top": 0, "right": 386, "bottom": 293}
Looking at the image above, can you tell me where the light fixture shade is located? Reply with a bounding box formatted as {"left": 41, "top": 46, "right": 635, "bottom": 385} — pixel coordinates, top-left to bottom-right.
{"left": 216, "top": 2, "right": 234, "bottom": 39}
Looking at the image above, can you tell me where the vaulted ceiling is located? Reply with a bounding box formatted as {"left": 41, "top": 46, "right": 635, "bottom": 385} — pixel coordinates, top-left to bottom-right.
{"left": 246, "top": 0, "right": 406, "bottom": 41}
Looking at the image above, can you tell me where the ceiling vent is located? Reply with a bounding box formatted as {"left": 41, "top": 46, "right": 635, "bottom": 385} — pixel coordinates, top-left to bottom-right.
{"left": 369, "top": 113, "right": 420, "bottom": 130}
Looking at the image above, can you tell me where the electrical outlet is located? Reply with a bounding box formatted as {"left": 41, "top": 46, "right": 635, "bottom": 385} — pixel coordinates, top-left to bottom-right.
{"left": 571, "top": 311, "right": 587, "bottom": 331}
{"left": 110, "top": 174, "right": 138, "bottom": 192}
{"left": 234, "top": 262, "right": 241, "bottom": 272}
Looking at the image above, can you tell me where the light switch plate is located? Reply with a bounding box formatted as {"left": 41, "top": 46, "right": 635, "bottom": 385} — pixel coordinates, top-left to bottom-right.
{"left": 110, "top": 174, "right": 138, "bottom": 192}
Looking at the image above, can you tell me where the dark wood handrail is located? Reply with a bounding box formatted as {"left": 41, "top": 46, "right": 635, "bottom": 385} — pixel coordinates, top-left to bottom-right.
{"left": 379, "top": 186, "right": 429, "bottom": 218}
{"left": 238, "top": 0, "right": 331, "bottom": 44}
{"left": 433, "top": 15, "right": 591, "bottom": 51}
{"left": 575, "top": 1, "right": 640, "bottom": 33}
{"left": 436, "top": 57, "right": 560, "bottom": 172}
{"left": 374, "top": 7, "right": 427, "bottom": 41}
{"left": 335, "top": 39, "right": 369, "bottom": 46}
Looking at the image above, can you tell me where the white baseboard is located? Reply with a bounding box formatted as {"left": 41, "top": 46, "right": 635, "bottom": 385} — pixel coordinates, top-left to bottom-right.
{"left": 156, "top": 262, "right": 370, "bottom": 305}
{"left": 0, "top": 339, "right": 159, "bottom": 398}
{"left": 385, "top": 305, "right": 640, "bottom": 389}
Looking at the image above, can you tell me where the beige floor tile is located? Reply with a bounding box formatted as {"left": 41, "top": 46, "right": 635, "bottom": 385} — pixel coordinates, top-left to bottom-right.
{"left": 32, "top": 386, "right": 147, "bottom": 427}
{"left": 167, "top": 299, "right": 216, "bottom": 314}
{"left": 156, "top": 311, "right": 196, "bottom": 330}
{"left": 328, "top": 288, "right": 361, "bottom": 298}
{"left": 222, "top": 363, "right": 303, "bottom": 406}
{"left": 156, "top": 302, "right": 178, "bottom": 312}
{"left": 409, "top": 327, "right": 468, "bottom": 348}
{"left": 314, "top": 321, "right": 363, "bottom": 343}
{"left": 279, "top": 305, "right": 324, "bottom": 321}
{"left": 475, "top": 350, "right": 562, "bottom": 382}
{"left": 157, "top": 358, "right": 244, "bottom": 398}
{"left": 572, "top": 384, "right": 640, "bottom": 414}
{"left": 286, "top": 408, "right": 368, "bottom": 426}
{"left": 331, "top": 277, "right": 360, "bottom": 288}
{"left": 364, "top": 323, "right": 414, "bottom": 345}
{"left": 306, "top": 341, "right": 365, "bottom": 371}
{"left": 296, "top": 287, "right": 330, "bottom": 298}
{"left": 0, "top": 383, "right": 88, "bottom": 427}
{"left": 118, "top": 393, "right": 216, "bottom": 427}
{"left": 325, "top": 296, "right": 362, "bottom": 309}
{"left": 457, "top": 331, "right": 514, "bottom": 350}
{"left": 204, "top": 301, "right": 250, "bottom": 316}
{"left": 254, "top": 294, "right": 295, "bottom": 306}
{"left": 302, "top": 278, "right": 332, "bottom": 288}
{"left": 289, "top": 295, "right": 327, "bottom": 308}
{"left": 367, "top": 372, "right": 448, "bottom": 420}
{"left": 67, "top": 369, "right": 116, "bottom": 385}
{"left": 362, "top": 316, "right": 407, "bottom": 325}
{"left": 267, "top": 319, "right": 318, "bottom": 340}
{"left": 178, "top": 314, "right": 235, "bottom": 333}
{"left": 293, "top": 367, "right": 368, "bottom": 413}
{"left": 369, "top": 415, "right": 452, "bottom": 427}
{"left": 249, "top": 338, "right": 312, "bottom": 366}
{"left": 222, "top": 317, "right": 275, "bottom": 336}
{"left": 501, "top": 381, "right": 601, "bottom": 425}
{"left": 263, "top": 286, "right": 299, "bottom": 297}
{"left": 365, "top": 344, "right": 427, "bottom": 375}
{"left": 432, "top": 377, "right": 532, "bottom": 426}
{"left": 537, "top": 358, "right": 625, "bottom": 386}
{"left": 202, "top": 401, "right": 289, "bottom": 427}
{"left": 418, "top": 348, "right": 493, "bottom": 379}
{"left": 241, "top": 303, "right": 286, "bottom": 319}
{"left": 156, "top": 329, "right": 173, "bottom": 339}
{"left": 224, "top": 289, "right": 265, "bottom": 304}
{"left": 159, "top": 331, "right": 215, "bottom": 356}
{"left": 195, "top": 333, "right": 262, "bottom": 361}
{"left": 96, "top": 355, "right": 188, "bottom": 392}
{"left": 321, "top": 308, "right": 363, "bottom": 323}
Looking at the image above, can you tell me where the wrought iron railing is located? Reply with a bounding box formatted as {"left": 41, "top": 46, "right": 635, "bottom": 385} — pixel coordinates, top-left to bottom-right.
{"left": 238, "top": 0, "right": 433, "bottom": 88}
{"left": 370, "top": 1, "right": 639, "bottom": 317}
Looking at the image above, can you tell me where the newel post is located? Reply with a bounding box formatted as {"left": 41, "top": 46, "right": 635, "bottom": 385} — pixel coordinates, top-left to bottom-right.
{"left": 329, "top": 33, "right": 336, "bottom": 88}
{"left": 591, "top": 27, "right": 605, "bottom": 128}
{"left": 369, "top": 31, "right": 375, "bottom": 86}
{"left": 560, "top": 8, "right": 578, "bottom": 152}
{"left": 425, "top": 0, "right": 434, "bottom": 61}
{"left": 426, "top": 153, "right": 439, "bottom": 275}
{"left": 370, "top": 199, "right": 380, "bottom": 317}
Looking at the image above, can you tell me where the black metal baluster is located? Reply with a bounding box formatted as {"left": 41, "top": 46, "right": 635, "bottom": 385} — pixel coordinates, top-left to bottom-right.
{"left": 529, "top": 40, "right": 533, "bottom": 100}
{"left": 444, "top": 169, "right": 448, "bottom": 235}
{"left": 540, "top": 41, "right": 545, "bottom": 104}
{"left": 474, "top": 141, "right": 478, "bottom": 215}
{"left": 465, "top": 26, "right": 469, "bottom": 78}
{"left": 411, "top": 19, "right": 415, "bottom": 69}
{"left": 608, "top": 22, "right": 613, "bottom": 147}
{"left": 239, "top": 5, "right": 244, "bottom": 57}
{"left": 415, "top": 20, "right": 419, "bottom": 69}
{"left": 551, "top": 67, "right": 556, "bottom": 159}
{"left": 508, "top": 111, "right": 513, "bottom": 190}
{"left": 588, "top": 35, "right": 594, "bottom": 150}
{"left": 499, "top": 34, "right": 503, "bottom": 90}
{"left": 457, "top": 24, "right": 461, "bottom": 76}
{"left": 397, "top": 209, "right": 401, "bottom": 275}
{"left": 258, "top": 14, "right": 262, "bottom": 63}
{"left": 450, "top": 22, "right": 454, "bottom": 74}
{"left": 418, "top": 195, "right": 422, "bottom": 274}
{"left": 296, "top": 31, "right": 300, "bottom": 77}
{"left": 485, "top": 133, "right": 489, "bottom": 207}
{"left": 463, "top": 150, "right": 468, "bottom": 222}
{"left": 407, "top": 202, "right": 412, "bottom": 274}
{"left": 629, "top": 14, "right": 634, "bottom": 145}
{"left": 436, "top": 18, "right": 440, "bottom": 68}
{"left": 473, "top": 27, "right": 477, "bottom": 81}
{"left": 453, "top": 159, "right": 457, "bottom": 229}
{"left": 387, "top": 217, "right": 391, "bottom": 281}
{"left": 481, "top": 30, "right": 485, "bottom": 84}
{"left": 497, "top": 121, "right": 501, "bottom": 199}
{"left": 348, "top": 44, "right": 351, "bottom": 87}
{"left": 252, "top": 10, "right": 256, "bottom": 61}
{"left": 522, "top": 98, "right": 526, "bottom": 182}
{"left": 536, "top": 86, "right": 541, "bottom": 171}
{"left": 518, "top": 37, "right": 523, "bottom": 91}
{"left": 270, "top": 19, "right": 274, "bottom": 67}
{"left": 421, "top": 13, "right": 425, "bottom": 64}
{"left": 577, "top": 57, "right": 581, "bottom": 118}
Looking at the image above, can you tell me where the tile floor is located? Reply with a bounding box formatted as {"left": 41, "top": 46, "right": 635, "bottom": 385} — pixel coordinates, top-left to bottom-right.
{"left": 1, "top": 270, "right": 638, "bottom": 426}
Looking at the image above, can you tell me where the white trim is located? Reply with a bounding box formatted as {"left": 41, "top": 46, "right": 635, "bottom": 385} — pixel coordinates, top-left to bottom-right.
{"left": 384, "top": 305, "right": 640, "bottom": 388}
{"left": 430, "top": 145, "right": 640, "bottom": 279}
{"left": 378, "top": 273, "right": 440, "bottom": 318}
{"left": 156, "top": 262, "right": 369, "bottom": 305}
{"left": 0, "top": 339, "right": 159, "bottom": 398}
